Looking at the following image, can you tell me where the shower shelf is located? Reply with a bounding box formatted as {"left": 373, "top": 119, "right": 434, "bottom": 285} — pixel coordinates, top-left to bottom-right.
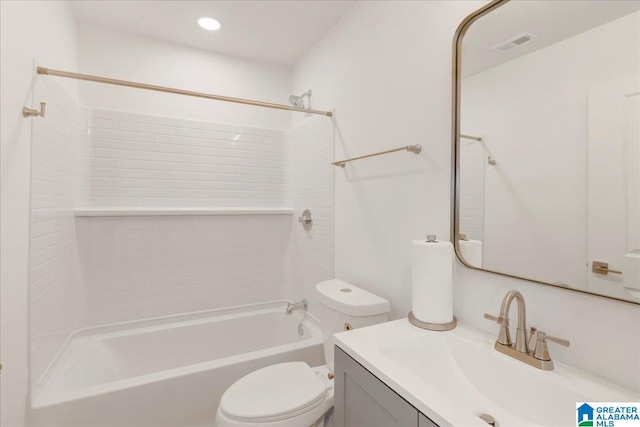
{"left": 74, "top": 208, "right": 294, "bottom": 217}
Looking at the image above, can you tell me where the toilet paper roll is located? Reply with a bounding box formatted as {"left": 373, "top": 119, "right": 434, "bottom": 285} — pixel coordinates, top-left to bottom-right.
{"left": 459, "top": 239, "right": 483, "bottom": 268}
{"left": 411, "top": 239, "right": 453, "bottom": 324}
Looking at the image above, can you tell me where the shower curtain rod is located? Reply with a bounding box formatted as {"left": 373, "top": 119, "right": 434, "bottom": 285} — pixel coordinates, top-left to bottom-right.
{"left": 460, "top": 133, "right": 496, "bottom": 165}
{"left": 36, "top": 67, "right": 333, "bottom": 117}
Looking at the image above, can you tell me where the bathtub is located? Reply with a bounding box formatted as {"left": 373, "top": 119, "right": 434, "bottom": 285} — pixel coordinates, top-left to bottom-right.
{"left": 30, "top": 301, "right": 324, "bottom": 427}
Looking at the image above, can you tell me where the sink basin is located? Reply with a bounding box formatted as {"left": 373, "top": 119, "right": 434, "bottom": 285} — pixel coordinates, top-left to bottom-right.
{"left": 334, "top": 319, "right": 639, "bottom": 427}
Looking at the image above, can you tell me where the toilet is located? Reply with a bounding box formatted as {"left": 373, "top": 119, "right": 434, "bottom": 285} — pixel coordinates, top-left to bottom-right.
{"left": 215, "top": 279, "right": 390, "bottom": 427}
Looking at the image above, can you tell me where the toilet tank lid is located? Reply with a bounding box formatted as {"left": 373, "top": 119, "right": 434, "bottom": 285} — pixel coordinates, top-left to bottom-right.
{"left": 315, "top": 279, "right": 390, "bottom": 316}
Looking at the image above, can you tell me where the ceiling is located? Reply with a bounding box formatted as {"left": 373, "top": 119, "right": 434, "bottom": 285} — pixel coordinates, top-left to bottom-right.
{"left": 462, "top": 0, "right": 640, "bottom": 77}
{"left": 71, "top": 1, "right": 356, "bottom": 67}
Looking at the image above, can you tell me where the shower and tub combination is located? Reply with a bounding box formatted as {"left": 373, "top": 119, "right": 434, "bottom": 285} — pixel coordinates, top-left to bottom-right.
{"left": 26, "top": 65, "right": 337, "bottom": 426}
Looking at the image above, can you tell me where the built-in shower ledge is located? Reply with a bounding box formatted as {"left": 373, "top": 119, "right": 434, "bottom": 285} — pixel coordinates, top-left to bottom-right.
{"left": 74, "top": 207, "right": 294, "bottom": 217}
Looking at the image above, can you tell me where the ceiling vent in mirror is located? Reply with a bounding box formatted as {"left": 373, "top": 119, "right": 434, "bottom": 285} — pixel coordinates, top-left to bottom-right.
{"left": 490, "top": 32, "right": 538, "bottom": 54}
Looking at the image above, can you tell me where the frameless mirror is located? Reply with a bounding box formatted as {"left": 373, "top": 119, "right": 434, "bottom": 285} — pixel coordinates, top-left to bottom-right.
{"left": 454, "top": 0, "right": 640, "bottom": 304}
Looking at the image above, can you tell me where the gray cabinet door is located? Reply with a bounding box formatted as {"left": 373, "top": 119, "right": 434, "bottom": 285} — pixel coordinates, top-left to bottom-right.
{"left": 419, "top": 413, "right": 439, "bottom": 427}
{"left": 334, "top": 346, "right": 419, "bottom": 427}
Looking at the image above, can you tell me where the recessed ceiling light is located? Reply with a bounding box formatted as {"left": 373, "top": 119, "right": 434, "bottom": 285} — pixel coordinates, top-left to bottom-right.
{"left": 198, "top": 17, "right": 221, "bottom": 31}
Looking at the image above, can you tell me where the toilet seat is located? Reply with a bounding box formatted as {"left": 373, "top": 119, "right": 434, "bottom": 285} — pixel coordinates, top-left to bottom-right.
{"left": 219, "top": 362, "right": 328, "bottom": 423}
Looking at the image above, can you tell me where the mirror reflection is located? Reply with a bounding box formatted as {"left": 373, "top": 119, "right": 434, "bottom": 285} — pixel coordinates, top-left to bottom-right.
{"left": 457, "top": 0, "right": 640, "bottom": 302}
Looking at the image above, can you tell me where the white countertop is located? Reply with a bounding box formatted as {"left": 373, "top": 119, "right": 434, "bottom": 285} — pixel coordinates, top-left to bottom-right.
{"left": 334, "top": 319, "right": 639, "bottom": 427}
{"left": 334, "top": 319, "right": 486, "bottom": 427}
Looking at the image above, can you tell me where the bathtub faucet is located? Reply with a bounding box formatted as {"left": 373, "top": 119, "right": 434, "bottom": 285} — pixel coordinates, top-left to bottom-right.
{"left": 286, "top": 299, "right": 308, "bottom": 315}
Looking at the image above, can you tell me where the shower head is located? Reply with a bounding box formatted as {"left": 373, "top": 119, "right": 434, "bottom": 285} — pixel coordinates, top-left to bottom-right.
{"left": 288, "top": 95, "right": 305, "bottom": 109}
{"left": 288, "top": 90, "right": 312, "bottom": 109}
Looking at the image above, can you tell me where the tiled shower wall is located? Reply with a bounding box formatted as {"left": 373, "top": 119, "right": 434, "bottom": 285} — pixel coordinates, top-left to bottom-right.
{"left": 78, "top": 110, "right": 288, "bottom": 208}
{"left": 30, "top": 81, "right": 334, "bottom": 386}
{"left": 30, "top": 78, "right": 82, "bottom": 386}
{"left": 284, "top": 117, "right": 335, "bottom": 301}
{"left": 75, "top": 110, "right": 293, "bottom": 327}
{"left": 75, "top": 215, "right": 291, "bottom": 327}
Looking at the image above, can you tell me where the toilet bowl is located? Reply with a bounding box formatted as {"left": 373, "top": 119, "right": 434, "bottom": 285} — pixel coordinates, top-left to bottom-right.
{"left": 215, "top": 280, "right": 390, "bottom": 427}
{"left": 215, "top": 363, "right": 334, "bottom": 427}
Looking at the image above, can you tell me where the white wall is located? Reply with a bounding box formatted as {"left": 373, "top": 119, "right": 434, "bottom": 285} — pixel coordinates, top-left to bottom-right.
{"left": 76, "top": 25, "right": 292, "bottom": 130}
{"left": 462, "top": 12, "right": 640, "bottom": 288}
{"left": 0, "top": 1, "right": 78, "bottom": 425}
{"left": 293, "top": 0, "right": 480, "bottom": 319}
{"left": 292, "top": 0, "right": 639, "bottom": 389}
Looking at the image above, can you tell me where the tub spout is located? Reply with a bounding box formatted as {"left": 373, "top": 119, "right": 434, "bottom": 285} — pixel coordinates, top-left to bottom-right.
{"left": 286, "top": 299, "right": 308, "bottom": 315}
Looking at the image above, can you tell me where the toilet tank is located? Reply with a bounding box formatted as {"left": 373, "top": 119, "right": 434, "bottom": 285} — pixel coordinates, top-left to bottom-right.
{"left": 314, "top": 279, "right": 390, "bottom": 371}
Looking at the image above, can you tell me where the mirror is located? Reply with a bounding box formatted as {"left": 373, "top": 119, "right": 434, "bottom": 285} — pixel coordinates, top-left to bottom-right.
{"left": 453, "top": 0, "right": 640, "bottom": 304}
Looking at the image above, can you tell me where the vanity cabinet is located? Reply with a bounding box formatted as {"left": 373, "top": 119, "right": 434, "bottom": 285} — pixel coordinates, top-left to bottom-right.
{"left": 334, "top": 347, "right": 438, "bottom": 427}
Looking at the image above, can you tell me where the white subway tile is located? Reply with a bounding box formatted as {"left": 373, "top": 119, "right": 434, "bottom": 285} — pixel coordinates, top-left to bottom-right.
{"left": 158, "top": 134, "right": 186, "bottom": 145}
{"left": 127, "top": 112, "right": 159, "bottom": 124}
{"left": 128, "top": 151, "right": 159, "bottom": 161}
{"left": 94, "top": 128, "right": 127, "bottom": 140}
{"left": 110, "top": 140, "right": 143, "bottom": 151}
{"left": 111, "top": 120, "right": 144, "bottom": 132}
{"left": 94, "top": 109, "right": 127, "bottom": 121}
{"left": 143, "top": 142, "right": 173, "bottom": 153}
{"left": 88, "top": 118, "right": 112, "bottom": 129}
{"left": 172, "top": 127, "right": 201, "bottom": 138}
{"left": 143, "top": 124, "right": 173, "bottom": 135}
{"left": 127, "top": 131, "right": 158, "bottom": 143}
{"left": 94, "top": 148, "right": 128, "bottom": 159}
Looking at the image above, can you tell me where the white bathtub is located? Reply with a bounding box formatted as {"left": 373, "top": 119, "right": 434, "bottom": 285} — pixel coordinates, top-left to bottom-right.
{"left": 30, "top": 301, "right": 324, "bottom": 427}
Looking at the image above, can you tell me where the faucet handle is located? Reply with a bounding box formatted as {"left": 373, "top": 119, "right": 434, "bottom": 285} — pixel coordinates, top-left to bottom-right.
{"left": 484, "top": 313, "right": 512, "bottom": 347}
{"left": 484, "top": 313, "right": 498, "bottom": 322}
{"left": 533, "top": 331, "right": 570, "bottom": 361}
{"left": 528, "top": 326, "right": 538, "bottom": 352}
{"left": 484, "top": 313, "right": 509, "bottom": 326}
{"left": 545, "top": 334, "right": 570, "bottom": 347}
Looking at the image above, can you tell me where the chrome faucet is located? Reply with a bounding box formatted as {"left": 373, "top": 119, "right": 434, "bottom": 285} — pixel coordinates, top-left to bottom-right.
{"left": 285, "top": 299, "right": 308, "bottom": 315}
{"left": 485, "top": 290, "right": 570, "bottom": 371}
